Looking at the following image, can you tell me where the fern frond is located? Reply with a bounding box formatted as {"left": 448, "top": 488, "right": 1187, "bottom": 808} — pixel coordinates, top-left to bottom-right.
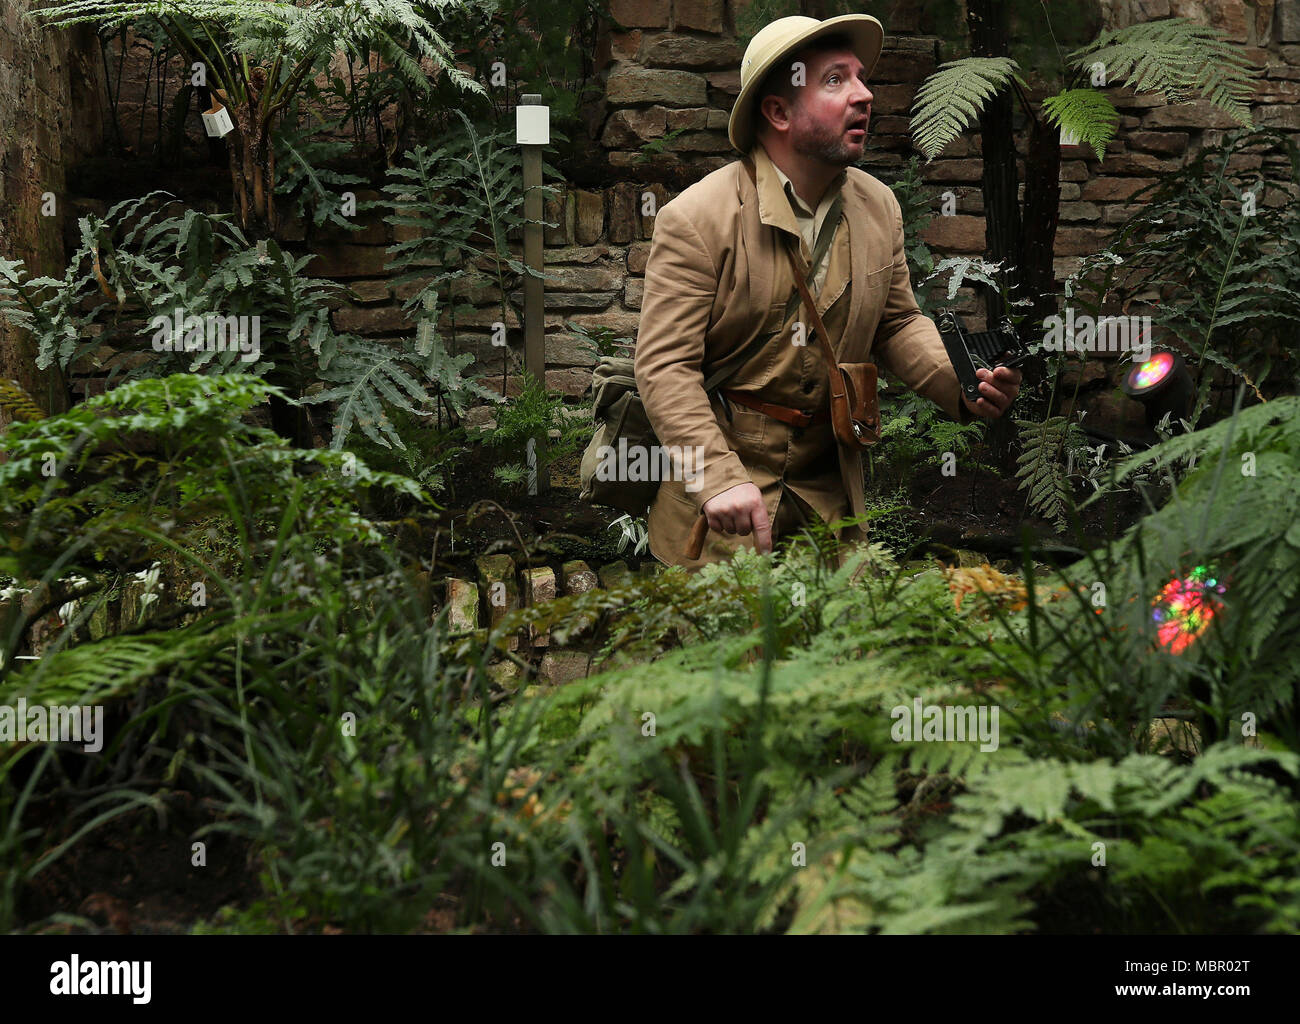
{"left": 1111, "top": 395, "right": 1300, "bottom": 483}
{"left": 2, "top": 631, "right": 188, "bottom": 712}
{"left": 911, "top": 57, "right": 1023, "bottom": 160}
{"left": 0, "top": 379, "right": 46, "bottom": 422}
{"left": 1014, "top": 416, "right": 1087, "bottom": 532}
{"left": 1042, "top": 89, "right": 1120, "bottom": 162}
{"left": 1068, "top": 17, "right": 1258, "bottom": 126}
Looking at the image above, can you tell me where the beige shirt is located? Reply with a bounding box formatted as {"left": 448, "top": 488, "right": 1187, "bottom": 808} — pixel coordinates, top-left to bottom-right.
{"left": 770, "top": 158, "right": 847, "bottom": 296}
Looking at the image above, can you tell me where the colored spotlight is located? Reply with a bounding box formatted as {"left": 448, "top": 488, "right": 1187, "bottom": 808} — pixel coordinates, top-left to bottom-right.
{"left": 1121, "top": 349, "right": 1193, "bottom": 430}
{"left": 1151, "top": 566, "right": 1226, "bottom": 655}
{"left": 1129, "top": 352, "right": 1174, "bottom": 390}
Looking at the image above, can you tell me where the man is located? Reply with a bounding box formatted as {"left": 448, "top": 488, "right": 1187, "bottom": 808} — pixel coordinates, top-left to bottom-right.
{"left": 634, "top": 14, "right": 1021, "bottom": 567}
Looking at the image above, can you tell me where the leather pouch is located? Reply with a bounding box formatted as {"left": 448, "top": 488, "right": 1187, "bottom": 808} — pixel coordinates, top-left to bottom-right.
{"left": 835, "top": 362, "right": 881, "bottom": 447}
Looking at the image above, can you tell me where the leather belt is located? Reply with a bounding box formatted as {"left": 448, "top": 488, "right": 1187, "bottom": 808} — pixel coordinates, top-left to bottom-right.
{"left": 720, "top": 388, "right": 830, "bottom": 429}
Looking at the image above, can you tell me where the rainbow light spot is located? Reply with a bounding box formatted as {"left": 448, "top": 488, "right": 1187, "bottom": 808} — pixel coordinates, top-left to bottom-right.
{"left": 1129, "top": 352, "right": 1174, "bottom": 390}
{"left": 1151, "top": 565, "right": 1226, "bottom": 655}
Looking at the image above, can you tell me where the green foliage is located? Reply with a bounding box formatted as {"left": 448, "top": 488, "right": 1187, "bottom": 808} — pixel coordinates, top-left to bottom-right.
{"left": 607, "top": 513, "right": 649, "bottom": 557}
{"left": 503, "top": 500, "right": 1300, "bottom": 932}
{"left": 492, "top": 461, "right": 528, "bottom": 493}
{"left": 4, "top": 304, "right": 1299, "bottom": 937}
{"left": 0, "top": 373, "right": 425, "bottom": 583}
{"left": 341, "top": 406, "right": 467, "bottom": 494}
{"left": 633, "top": 126, "right": 689, "bottom": 164}
{"left": 911, "top": 57, "right": 1023, "bottom": 160}
{"left": 888, "top": 156, "right": 938, "bottom": 315}
{"left": 429, "top": 0, "right": 603, "bottom": 137}
{"left": 869, "top": 384, "right": 987, "bottom": 496}
{"left": 273, "top": 108, "right": 369, "bottom": 233}
{"left": 0, "top": 379, "right": 46, "bottom": 423}
{"left": 1041, "top": 88, "right": 1119, "bottom": 162}
{"left": 564, "top": 320, "right": 632, "bottom": 361}
{"left": 860, "top": 492, "right": 918, "bottom": 560}
{"left": 380, "top": 110, "right": 562, "bottom": 395}
{"left": 6, "top": 413, "right": 1300, "bottom": 932}
{"left": 1106, "top": 128, "right": 1300, "bottom": 413}
{"left": 483, "top": 372, "right": 592, "bottom": 489}
{"left": 922, "top": 255, "right": 1024, "bottom": 309}
{"left": 1068, "top": 17, "right": 1258, "bottom": 127}
{"left": 31, "top": 1, "right": 483, "bottom": 110}
{"left": 32, "top": 1, "right": 486, "bottom": 241}
{"left": 1101, "top": 393, "right": 1300, "bottom": 701}
{"left": 1014, "top": 415, "right": 1089, "bottom": 531}
{"left": 308, "top": 331, "right": 491, "bottom": 451}
{"left": 0, "top": 193, "right": 490, "bottom": 450}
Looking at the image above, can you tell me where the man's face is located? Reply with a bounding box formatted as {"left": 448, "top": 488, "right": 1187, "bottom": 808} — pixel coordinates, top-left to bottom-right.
{"left": 783, "top": 46, "right": 874, "bottom": 166}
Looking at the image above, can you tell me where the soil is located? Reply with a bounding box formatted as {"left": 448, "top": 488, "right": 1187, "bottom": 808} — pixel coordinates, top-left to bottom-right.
{"left": 19, "top": 792, "right": 256, "bottom": 935}
{"left": 903, "top": 461, "right": 1146, "bottom": 564}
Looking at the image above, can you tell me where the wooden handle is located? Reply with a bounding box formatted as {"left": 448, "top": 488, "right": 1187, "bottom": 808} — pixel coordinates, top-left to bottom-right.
{"left": 685, "top": 514, "right": 709, "bottom": 561}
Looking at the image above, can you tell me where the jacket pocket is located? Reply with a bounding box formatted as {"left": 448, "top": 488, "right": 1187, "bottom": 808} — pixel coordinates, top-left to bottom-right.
{"left": 763, "top": 298, "right": 791, "bottom": 337}
{"left": 720, "top": 405, "right": 766, "bottom": 446}
{"left": 862, "top": 260, "right": 893, "bottom": 296}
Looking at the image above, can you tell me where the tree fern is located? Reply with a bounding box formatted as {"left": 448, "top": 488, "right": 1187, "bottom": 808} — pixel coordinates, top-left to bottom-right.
{"left": 911, "top": 57, "right": 1023, "bottom": 160}
{"left": 32, "top": 1, "right": 482, "bottom": 101}
{"left": 31, "top": 2, "right": 484, "bottom": 235}
{"left": 1068, "top": 17, "right": 1258, "bottom": 127}
{"left": 1042, "top": 88, "right": 1120, "bottom": 162}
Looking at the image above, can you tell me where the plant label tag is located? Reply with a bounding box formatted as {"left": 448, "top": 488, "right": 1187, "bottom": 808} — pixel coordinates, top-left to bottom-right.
{"left": 1059, "top": 125, "right": 1082, "bottom": 147}
{"left": 202, "top": 102, "right": 235, "bottom": 139}
{"left": 515, "top": 104, "right": 549, "bottom": 146}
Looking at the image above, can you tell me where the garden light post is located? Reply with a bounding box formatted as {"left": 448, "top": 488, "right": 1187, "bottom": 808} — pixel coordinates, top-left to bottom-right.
{"left": 517, "top": 93, "right": 549, "bottom": 494}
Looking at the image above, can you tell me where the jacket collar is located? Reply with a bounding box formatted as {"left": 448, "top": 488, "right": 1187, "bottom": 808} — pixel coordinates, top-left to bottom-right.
{"left": 735, "top": 144, "right": 870, "bottom": 351}
{"left": 749, "top": 141, "right": 847, "bottom": 240}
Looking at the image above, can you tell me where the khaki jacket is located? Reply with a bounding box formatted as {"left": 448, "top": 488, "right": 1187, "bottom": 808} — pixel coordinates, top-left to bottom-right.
{"left": 635, "top": 142, "right": 968, "bottom": 567}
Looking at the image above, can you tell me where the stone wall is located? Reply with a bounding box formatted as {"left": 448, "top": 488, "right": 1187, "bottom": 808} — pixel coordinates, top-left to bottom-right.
{"left": 8, "top": 0, "right": 1298, "bottom": 430}
{"left": 315, "top": 0, "right": 1300, "bottom": 425}
{"left": 0, "top": 2, "right": 106, "bottom": 418}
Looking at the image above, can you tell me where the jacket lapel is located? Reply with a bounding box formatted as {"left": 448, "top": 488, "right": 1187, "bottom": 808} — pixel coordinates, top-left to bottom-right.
{"left": 736, "top": 158, "right": 774, "bottom": 327}
{"left": 841, "top": 183, "right": 865, "bottom": 360}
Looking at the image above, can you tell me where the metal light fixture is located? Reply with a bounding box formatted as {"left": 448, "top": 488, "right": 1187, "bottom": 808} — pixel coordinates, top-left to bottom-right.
{"left": 1120, "top": 350, "right": 1193, "bottom": 429}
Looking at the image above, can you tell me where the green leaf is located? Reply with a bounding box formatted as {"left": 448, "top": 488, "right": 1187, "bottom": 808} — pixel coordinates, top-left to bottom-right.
{"left": 1042, "top": 89, "right": 1120, "bottom": 162}
{"left": 911, "top": 57, "right": 1023, "bottom": 161}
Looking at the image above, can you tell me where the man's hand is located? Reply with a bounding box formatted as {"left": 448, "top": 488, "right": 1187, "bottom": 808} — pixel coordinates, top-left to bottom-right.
{"left": 962, "top": 365, "right": 1022, "bottom": 419}
{"left": 701, "top": 482, "right": 772, "bottom": 553}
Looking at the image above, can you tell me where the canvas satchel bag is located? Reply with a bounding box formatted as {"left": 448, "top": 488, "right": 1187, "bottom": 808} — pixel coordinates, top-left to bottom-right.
{"left": 577, "top": 330, "right": 795, "bottom": 515}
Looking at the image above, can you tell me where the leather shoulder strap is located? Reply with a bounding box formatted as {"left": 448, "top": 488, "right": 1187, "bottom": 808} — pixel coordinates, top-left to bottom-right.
{"left": 784, "top": 243, "right": 846, "bottom": 401}
{"left": 743, "top": 157, "right": 843, "bottom": 332}
{"left": 782, "top": 190, "right": 842, "bottom": 326}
